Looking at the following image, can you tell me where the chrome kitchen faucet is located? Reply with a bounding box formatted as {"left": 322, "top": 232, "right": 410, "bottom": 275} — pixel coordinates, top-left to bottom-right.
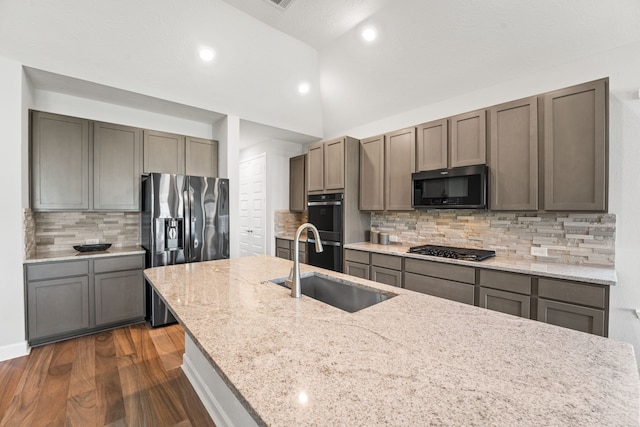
{"left": 286, "top": 223, "right": 323, "bottom": 298}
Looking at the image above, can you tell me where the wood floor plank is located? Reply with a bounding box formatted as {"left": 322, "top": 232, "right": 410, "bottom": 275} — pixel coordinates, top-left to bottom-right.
{"left": 0, "top": 324, "right": 216, "bottom": 427}
{"left": 0, "top": 388, "right": 38, "bottom": 427}
{"left": 68, "top": 333, "right": 96, "bottom": 398}
{"left": 0, "top": 355, "right": 28, "bottom": 417}
{"left": 149, "top": 327, "right": 183, "bottom": 372}
{"left": 13, "top": 344, "right": 54, "bottom": 394}
{"left": 95, "top": 331, "right": 126, "bottom": 425}
{"left": 65, "top": 389, "right": 97, "bottom": 427}
{"left": 169, "top": 372, "right": 217, "bottom": 427}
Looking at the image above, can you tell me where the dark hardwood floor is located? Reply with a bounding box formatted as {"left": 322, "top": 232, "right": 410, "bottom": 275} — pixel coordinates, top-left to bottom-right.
{"left": 0, "top": 323, "right": 216, "bottom": 427}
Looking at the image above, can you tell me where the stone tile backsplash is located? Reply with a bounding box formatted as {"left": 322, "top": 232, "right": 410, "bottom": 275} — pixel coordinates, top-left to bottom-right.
{"left": 371, "top": 211, "right": 615, "bottom": 267}
{"left": 275, "top": 210, "right": 308, "bottom": 236}
{"left": 30, "top": 210, "right": 140, "bottom": 254}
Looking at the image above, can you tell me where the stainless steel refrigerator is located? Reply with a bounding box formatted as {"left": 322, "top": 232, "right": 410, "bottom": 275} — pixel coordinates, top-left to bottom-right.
{"left": 141, "top": 173, "right": 229, "bottom": 327}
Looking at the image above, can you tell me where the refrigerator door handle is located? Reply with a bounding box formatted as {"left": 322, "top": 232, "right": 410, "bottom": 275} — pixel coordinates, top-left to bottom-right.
{"left": 184, "top": 189, "right": 192, "bottom": 260}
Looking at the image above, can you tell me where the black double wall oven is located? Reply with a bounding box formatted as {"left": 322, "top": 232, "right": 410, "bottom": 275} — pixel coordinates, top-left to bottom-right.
{"left": 307, "top": 193, "right": 343, "bottom": 272}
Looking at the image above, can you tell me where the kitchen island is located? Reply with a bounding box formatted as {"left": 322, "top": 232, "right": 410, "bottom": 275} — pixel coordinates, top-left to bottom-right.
{"left": 144, "top": 256, "right": 639, "bottom": 426}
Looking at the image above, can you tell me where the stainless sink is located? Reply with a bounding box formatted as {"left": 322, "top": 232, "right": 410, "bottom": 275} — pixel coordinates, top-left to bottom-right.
{"left": 270, "top": 272, "right": 395, "bottom": 313}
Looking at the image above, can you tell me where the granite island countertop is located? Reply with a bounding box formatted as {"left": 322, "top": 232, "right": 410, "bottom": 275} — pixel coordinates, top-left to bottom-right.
{"left": 144, "top": 255, "right": 638, "bottom": 426}
{"left": 345, "top": 242, "right": 618, "bottom": 286}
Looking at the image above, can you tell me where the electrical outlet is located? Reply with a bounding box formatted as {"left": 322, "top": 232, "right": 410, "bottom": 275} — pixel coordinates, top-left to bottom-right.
{"left": 389, "top": 235, "right": 398, "bottom": 242}
{"left": 530, "top": 247, "right": 548, "bottom": 257}
{"left": 86, "top": 238, "right": 99, "bottom": 245}
{"left": 635, "top": 309, "right": 640, "bottom": 320}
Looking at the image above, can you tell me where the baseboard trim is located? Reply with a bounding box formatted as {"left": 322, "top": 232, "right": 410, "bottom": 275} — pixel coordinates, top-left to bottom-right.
{"left": 181, "top": 335, "right": 258, "bottom": 427}
{"left": 0, "top": 340, "right": 29, "bottom": 362}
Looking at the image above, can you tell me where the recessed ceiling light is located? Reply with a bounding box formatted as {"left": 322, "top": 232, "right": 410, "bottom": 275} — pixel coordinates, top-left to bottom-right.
{"left": 199, "top": 48, "right": 215, "bottom": 62}
{"left": 298, "top": 82, "right": 310, "bottom": 95}
{"left": 361, "top": 26, "right": 377, "bottom": 42}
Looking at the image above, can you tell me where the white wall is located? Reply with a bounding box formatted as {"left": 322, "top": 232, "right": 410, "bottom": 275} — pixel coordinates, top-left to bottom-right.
{"left": 32, "top": 90, "right": 216, "bottom": 139}
{"left": 0, "top": 58, "right": 29, "bottom": 360}
{"left": 0, "top": 0, "right": 322, "bottom": 138}
{"left": 240, "top": 140, "right": 305, "bottom": 256}
{"left": 329, "top": 42, "right": 640, "bottom": 363}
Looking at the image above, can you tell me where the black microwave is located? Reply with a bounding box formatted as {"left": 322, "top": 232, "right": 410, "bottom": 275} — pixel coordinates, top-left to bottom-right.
{"left": 412, "top": 164, "right": 488, "bottom": 209}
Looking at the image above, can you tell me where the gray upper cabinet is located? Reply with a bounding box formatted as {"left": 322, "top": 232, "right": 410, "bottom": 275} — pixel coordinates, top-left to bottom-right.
{"left": 307, "top": 137, "right": 347, "bottom": 193}
{"left": 31, "top": 111, "right": 90, "bottom": 210}
{"left": 324, "top": 138, "right": 345, "bottom": 190}
{"left": 289, "top": 154, "right": 306, "bottom": 212}
{"left": 143, "top": 129, "right": 186, "bottom": 175}
{"left": 359, "top": 135, "right": 384, "bottom": 211}
{"left": 385, "top": 127, "right": 415, "bottom": 211}
{"left": 450, "top": 109, "right": 487, "bottom": 168}
{"left": 307, "top": 142, "right": 324, "bottom": 192}
{"left": 489, "top": 97, "right": 538, "bottom": 211}
{"left": 416, "top": 119, "right": 448, "bottom": 172}
{"left": 93, "top": 122, "right": 141, "bottom": 211}
{"left": 185, "top": 136, "right": 218, "bottom": 177}
{"left": 543, "top": 79, "right": 608, "bottom": 211}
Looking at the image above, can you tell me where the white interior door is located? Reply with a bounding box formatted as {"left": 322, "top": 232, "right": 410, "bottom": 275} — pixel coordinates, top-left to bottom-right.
{"left": 239, "top": 154, "right": 266, "bottom": 257}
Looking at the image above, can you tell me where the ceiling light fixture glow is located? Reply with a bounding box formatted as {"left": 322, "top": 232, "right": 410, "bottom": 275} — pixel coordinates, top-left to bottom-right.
{"left": 298, "top": 82, "right": 310, "bottom": 95}
{"left": 361, "top": 26, "right": 377, "bottom": 42}
{"left": 199, "top": 48, "right": 215, "bottom": 62}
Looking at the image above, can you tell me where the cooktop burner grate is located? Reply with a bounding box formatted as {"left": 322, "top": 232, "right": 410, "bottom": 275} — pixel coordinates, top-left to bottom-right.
{"left": 408, "top": 244, "right": 496, "bottom": 261}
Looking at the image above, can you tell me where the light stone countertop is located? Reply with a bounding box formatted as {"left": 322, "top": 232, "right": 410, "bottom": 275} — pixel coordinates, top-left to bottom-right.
{"left": 144, "top": 255, "right": 639, "bottom": 427}
{"left": 24, "top": 246, "right": 145, "bottom": 263}
{"left": 345, "top": 242, "right": 618, "bottom": 286}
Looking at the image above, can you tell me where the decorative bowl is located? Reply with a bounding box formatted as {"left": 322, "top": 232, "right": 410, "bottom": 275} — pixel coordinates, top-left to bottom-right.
{"left": 73, "top": 244, "right": 112, "bottom": 252}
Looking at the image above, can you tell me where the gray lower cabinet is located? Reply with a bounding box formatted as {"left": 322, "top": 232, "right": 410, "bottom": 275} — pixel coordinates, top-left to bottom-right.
{"left": 95, "top": 270, "right": 144, "bottom": 326}
{"left": 404, "top": 258, "right": 475, "bottom": 305}
{"left": 479, "top": 269, "right": 532, "bottom": 318}
{"left": 537, "top": 299, "right": 605, "bottom": 336}
{"left": 345, "top": 261, "right": 370, "bottom": 280}
{"left": 275, "top": 238, "right": 306, "bottom": 263}
{"left": 344, "top": 249, "right": 371, "bottom": 279}
{"left": 27, "top": 275, "right": 91, "bottom": 341}
{"left": 25, "top": 254, "right": 145, "bottom": 346}
{"left": 479, "top": 288, "right": 531, "bottom": 318}
{"left": 342, "top": 249, "right": 609, "bottom": 336}
{"left": 537, "top": 277, "right": 607, "bottom": 336}
{"left": 370, "top": 253, "right": 402, "bottom": 287}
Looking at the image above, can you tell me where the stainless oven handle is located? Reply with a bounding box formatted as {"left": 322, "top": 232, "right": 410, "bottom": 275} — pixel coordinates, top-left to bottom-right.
{"left": 307, "top": 238, "right": 341, "bottom": 247}
{"left": 307, "top": 201, "right": 342, "bottom": 206}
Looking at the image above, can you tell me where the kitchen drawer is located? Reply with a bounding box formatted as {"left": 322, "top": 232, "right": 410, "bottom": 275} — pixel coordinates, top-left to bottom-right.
{"left": 538, "top": 278, "right": 606, "bottom": 309}
{"left": 26, "top": 260, "right": 89, "bottom": 281}
{"left": 371, "top": 266, "right": 402, "bottom": 287}
{"left": 276, "top": 238, "right": 291, "bottom": 249}
{"left": 344, "top": 260, "right": 370, "bottom": 280}
{"left": 479, "top": 270, "right": 531, "bottom": 295}
{"left": 404, "top": 258, "right": 475, "bottom": 284}
{"left": 405, "top": 272, "right": 475, "bottom": 305}
{"left": 479, "top": 287, "right": 531, "bottom": 318}
{"left": 297, "top": 242, "right": 307, "bottom": 253}
{"left": 538, "top": 299, "right": 605, "bottom": 336}
{"left": 94, "top": 255, "right": 144, "bottom": 273}
{"left": 345, "top": 249, "right": 370, "bottom": 264}
{"left": 371, "top": 253, "right": 402, "bottom": 271}
{"left": 276, "top": 248, "right": 291, "bottom": 260}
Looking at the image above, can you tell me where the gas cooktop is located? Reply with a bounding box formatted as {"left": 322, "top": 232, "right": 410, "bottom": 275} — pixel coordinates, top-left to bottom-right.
{"left": 407, "top": 244, "right": 496, "bottom": 261}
